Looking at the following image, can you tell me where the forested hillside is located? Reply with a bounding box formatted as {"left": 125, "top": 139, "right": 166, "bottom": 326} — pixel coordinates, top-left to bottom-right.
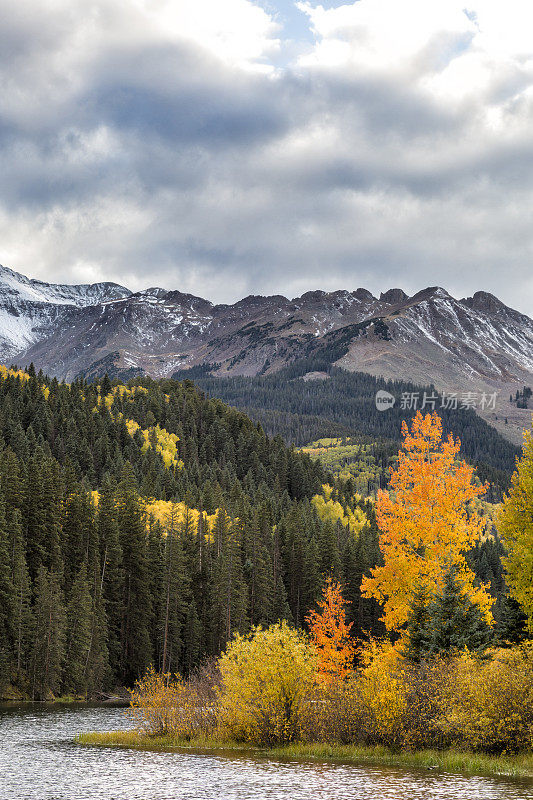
{"left": 175, "top": 361, "right": 518, "bottom": 494}
{"left": 0, "top": 365, "right": 516, "bottom": 700}
{"left": 0, "top": 365, "right": 385, "bottom": 699}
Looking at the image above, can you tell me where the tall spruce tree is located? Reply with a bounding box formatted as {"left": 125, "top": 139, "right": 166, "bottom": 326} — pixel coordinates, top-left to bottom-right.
{"left": 115, "top": 464, "right": 152, "bottom": 683}
{"left": 64, "top": 563, "right": 93, "bottom": 695}
{"left": 0, "top": 495, "right": 14, "bottom": 690}
{"left": 31, "top": 567, "right": 66, "bottom": 699}
{"left": 97, "top": 477, "right": 123, "bottom": 678}
{"left": 406, "top": 565, "right": 492, "bottom": 660}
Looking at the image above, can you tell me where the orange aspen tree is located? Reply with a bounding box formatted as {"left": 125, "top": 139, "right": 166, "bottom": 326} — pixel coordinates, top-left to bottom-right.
{"left": 361, "top": 411, "right": 494, "bottom": 632}
{"left": 306, "top": 578, "right": 356, "bottom": 683}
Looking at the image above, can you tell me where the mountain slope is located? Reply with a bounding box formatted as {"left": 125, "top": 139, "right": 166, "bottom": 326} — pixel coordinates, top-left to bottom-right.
{"left": 175, "top": 361, "right": 519, "bottom": 491}
{"left": 1, "top": 264, "right": 532, "bottom": 442}
{"left": 0, "top": 264, "right": 130, "bottom": 361}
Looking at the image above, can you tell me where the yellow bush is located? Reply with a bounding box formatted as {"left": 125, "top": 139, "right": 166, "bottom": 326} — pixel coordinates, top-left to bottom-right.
{"left": 218, "top": 621, "right": 317, "bottom": 745}
{"left": 356, "top": 639, "right": 408, "bottom": 748}
{"left": 438, "top": 645, "right": 533, "bottom": 752}
{"left": 129, "top": 666, "right": 183, "bottom": 736}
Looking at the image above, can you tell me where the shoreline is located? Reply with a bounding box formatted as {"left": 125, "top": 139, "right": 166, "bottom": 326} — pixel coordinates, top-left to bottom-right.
{"left": 76, "top": 731, "right": 533, "bottom": 780}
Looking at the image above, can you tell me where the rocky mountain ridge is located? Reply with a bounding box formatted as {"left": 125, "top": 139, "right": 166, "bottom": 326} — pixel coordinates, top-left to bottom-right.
{"left": 1, "top": 263, "right": 532, "bottom": 442}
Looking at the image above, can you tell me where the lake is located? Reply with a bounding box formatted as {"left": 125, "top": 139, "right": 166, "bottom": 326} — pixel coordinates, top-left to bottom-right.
{"left": 1, "top": 703, "right": 533, "bottom": 799}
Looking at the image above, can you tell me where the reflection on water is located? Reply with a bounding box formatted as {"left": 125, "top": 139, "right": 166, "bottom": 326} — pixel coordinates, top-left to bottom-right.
{"left": 1, "top": 703, "right": 532, "bottom": 800}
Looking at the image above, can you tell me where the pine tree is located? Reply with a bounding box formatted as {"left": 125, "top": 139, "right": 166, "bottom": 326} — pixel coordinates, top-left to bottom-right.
{"left": 101, "top": 374, "right": 112, "bottom": 397}
{"left": 31, "top": 567, "right": 66, "bottom": 699}
{"left": 211, "top": 518, "right": 248, "bottom": 652}
{"left": 496, "top": 595, "right": 528, "bottom": 646}
{"left": 0, "top": 495, "right": 14, "bottom": 690}
{"left": 158, "top": 505, "right": 189, "bottom": 674}
{"left": 116, "top": 464, "right": 152, "bottom": 683}
{"left": 405, "top": 584, "right": 432, "bottom": 662}
{"left": 8, "top": 507, "right": 33, "bottom": 680}
{"left": 182, "top": 600, "right": 202, "bottom": 675}
{"left": 406, "top": 565, "right": 492, "bottom": 659}
{"left": 64, "top": 564, "right": 93, "bottom": 695}
{"left": 241, "top": 511, "right": 274, "bottom": 627}
{"left": 85, "top": 578, "right": 111, "bottom": 695}
{"left": 97, "top": 477, "right": 123, "bottom": 677}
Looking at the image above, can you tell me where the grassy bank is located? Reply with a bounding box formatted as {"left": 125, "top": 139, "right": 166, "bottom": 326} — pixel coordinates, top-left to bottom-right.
{"left": 76, "top": 731, "right": 533, "bottom": 779}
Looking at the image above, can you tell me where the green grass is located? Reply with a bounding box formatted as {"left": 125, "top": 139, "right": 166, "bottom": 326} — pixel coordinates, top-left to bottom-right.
{"left": 269, "top": 742, "right": 533, "bottom": 779}
{"left": 76, "top": 732, "right": 533, "bottom": 779}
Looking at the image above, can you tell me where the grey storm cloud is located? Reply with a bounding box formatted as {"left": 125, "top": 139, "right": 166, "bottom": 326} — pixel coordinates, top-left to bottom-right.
{"left": 1, "top": 0, "right": 533, "bottom": 314}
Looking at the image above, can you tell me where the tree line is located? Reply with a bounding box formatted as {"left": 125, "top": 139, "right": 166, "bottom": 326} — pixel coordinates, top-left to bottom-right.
{"left": 0, "top": 366, "right": 380, "bottom": 698}
{"left": 174, "top": 360, "right": 518, "bottom": 495}
{"left": 0, "top": 366, "right": 520, "bottom": 699}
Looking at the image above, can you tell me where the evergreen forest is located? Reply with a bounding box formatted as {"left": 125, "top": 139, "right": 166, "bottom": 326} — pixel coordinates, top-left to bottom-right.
{"left": 0, "top": 364, "right": 520, "bottom": 699}
{"left": 174, "top": 361, "right": 518, "bottom": 495}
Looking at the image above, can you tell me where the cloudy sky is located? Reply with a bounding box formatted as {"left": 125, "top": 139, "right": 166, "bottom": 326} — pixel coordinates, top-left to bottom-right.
{"left": 2, "top": 0, "right": 533, "bottom": 312}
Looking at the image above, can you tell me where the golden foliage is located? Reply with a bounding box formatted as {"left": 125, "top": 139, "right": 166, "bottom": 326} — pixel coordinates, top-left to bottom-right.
{"left": 301, "top": 639, "right": 447, "bottom": 750}
{"left": 124, "top": 419, "right": 183, "bottom": 469}
{"left": 0, "top": 364, "right": 49, "bottom": 398}
{"left": 306, "top": 578, "right": 356, "bottom": 684}
{"left": 498, "top": 426, "right": 533, "bottom": 631}
{"left": 438, "top": 645, "right": 533, "bottom": 752}
{"left": 130, "top": 644, "right": 533, "bottom": 754}
{"left": 0, "top": 365, "right": 31, "bottom": 382}
{"left": 218, "top": 621, "right": 317, "bottom": 745}
{"left": 299, "top": 438, "right": 390, "bottom": 493}
{"left": 362, "top": 411, "right": 493, "bottom": 632}
{"left": 145, "top": 500, "right": 218, "bottom": 537}
{"left": 356, "top": 639, "right": 407, "bottom": 747}
{"left": 91, "top": 491, "right": 220, "bottom": 538}
{"left": 311, "top": 489, "right": 367, "bottom": 537}
{"left": 129, "top": 666, "right": 182, "bottom": 736}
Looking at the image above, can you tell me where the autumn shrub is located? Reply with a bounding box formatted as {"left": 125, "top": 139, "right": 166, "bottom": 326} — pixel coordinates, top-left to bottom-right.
{"left": 304, "top": 643, "right": 533, "bottom": 753}
{"left": 217, "top": 621, "right": 317, "bottom": 745}
{"left": 399, "top": 657, "right": 451, "bottom": 750}
{"left": 350, "top": 639, "right": 408, "bottom": 749}
{"left": 438, "top": 644, "right": 533, "bottom": 753}
{"left": 129, "top": 665, "right": 219, "bottom": 738}
{"left": 307, "top": 640, "right": 446, "bottom": 750}
{"left": 299, "top": 677, "right": 365, "bottom": 744}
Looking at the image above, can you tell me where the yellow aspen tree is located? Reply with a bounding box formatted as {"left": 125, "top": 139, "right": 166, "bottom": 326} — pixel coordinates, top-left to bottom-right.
{"left": 498, "top": 425, "right": 533, "bottom": 630}
{"left": 361, "top": 411, "right": 493, "bottom": 632}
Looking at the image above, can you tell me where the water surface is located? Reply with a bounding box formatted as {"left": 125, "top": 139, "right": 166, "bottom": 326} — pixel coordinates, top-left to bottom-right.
{"left": 1, "top": 703, "right": 532, "bottom": 799}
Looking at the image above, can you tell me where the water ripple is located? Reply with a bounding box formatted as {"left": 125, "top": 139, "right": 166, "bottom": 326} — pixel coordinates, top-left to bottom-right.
{"left": 0, "top": 705, "right": 532, "bottom": 800}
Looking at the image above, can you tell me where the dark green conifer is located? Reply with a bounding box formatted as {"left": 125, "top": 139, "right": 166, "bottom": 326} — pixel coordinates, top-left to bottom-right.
{"left": 64, "top": 563, "right": 93, "bottom": 695}
{"left": 115, "top": 464, "right": 152, "bottom": 683}
{"left": 31, "top": 567, "right": 66, "bottom": 699}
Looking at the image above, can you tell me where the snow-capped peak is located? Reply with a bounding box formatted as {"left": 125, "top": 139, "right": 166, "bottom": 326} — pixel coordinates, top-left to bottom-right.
{"left": 0, "top": 264, "right": 130, "bottom": 307}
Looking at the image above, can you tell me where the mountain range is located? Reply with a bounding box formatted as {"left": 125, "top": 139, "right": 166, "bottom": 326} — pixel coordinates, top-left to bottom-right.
{"left": 1, "top": 263, "right": 532, "bottom": 443}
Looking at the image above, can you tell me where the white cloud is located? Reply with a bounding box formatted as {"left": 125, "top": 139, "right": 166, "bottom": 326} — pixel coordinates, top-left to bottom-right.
{"left": 143, "top": 0, "right": 281, "bottom": 71}
{"left": 296, "top": 1, "right": 533, "bottom": 108}
{"left": 1, "top": 0, "right": 533, "bottom": 313}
